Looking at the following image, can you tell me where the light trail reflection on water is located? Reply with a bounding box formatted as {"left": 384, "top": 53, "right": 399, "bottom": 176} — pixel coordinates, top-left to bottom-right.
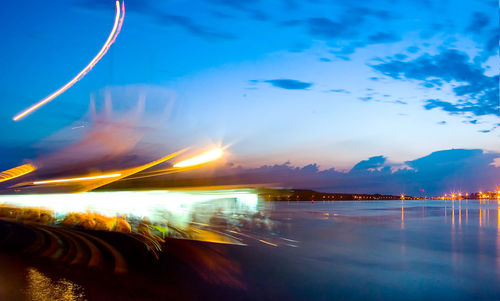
{"left": 0, "top": 198, "right": 500, "bottom": 300}
{"left": 25, "top": 268, "right": 85, "bottom": 301}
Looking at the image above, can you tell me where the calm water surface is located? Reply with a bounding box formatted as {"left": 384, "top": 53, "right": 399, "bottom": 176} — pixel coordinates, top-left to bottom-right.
{"left": 1, "top": 199, "right": 499, "bottom": 300}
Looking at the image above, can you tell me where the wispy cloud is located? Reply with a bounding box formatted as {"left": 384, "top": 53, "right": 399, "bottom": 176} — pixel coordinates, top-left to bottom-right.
{"left": 77, "top": 0, "right": 236, "bottom": 40}
{"left": 328, "top": 89, "right": 350, "bottom": 94}
{"left": 466, "top": 12, "right": 490, "bottom": 33}
{"left": 371, "top": 49, "right": 499, "bottom": 117}
{"left": 263, "top": 79, "right": 313, "bottom": 90}
{"left": 154, "top": 13, "right": 237, "bottom": 40}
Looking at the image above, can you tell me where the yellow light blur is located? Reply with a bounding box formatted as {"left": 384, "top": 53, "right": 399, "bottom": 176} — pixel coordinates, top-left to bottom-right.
{"left": 173, "top": 148, "right": 223, "bottom": 168}
{"left": 13, "top": 1, "right": 124, "bottom": 121}
{"left": 33, "top": 173, "right": 121, "bottom": 185}
{"left": 0, "top": 163, "right": 35, "bottom": 183}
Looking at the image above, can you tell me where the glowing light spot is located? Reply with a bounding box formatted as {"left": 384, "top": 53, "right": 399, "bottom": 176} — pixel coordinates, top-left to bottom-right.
{"left": 33, "top": 173, "right": 121, "bottom": 185}
{"left": 173, "top": 148, "right": 223, "bottom": 168}
{"left": 0, "top": 163, "right": 35, "bottom": 183}
{"left": 13, "top": 1, "right": 124, "bottom": 121}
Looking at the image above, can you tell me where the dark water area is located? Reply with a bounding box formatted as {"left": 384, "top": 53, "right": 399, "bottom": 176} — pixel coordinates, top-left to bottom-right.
{"left": 1, "top": 199, "right": 500, "bottom": 300}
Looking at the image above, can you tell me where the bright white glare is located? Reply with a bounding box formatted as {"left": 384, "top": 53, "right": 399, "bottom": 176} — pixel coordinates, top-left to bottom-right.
{"left": 173, "top": 148, "right": 223, "bottom": 168}
{"left": 0, "top": 189, "right": 258, "bottom": 227}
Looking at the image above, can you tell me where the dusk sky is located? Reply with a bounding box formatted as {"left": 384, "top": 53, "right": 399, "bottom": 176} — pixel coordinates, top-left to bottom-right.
{"left": 0, "top": 0, "right": 498, "bottom": 195}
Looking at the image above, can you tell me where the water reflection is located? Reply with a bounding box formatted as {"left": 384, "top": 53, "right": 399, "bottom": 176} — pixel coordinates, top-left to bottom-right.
{"left": 400, "top": 203, "right": 404, "bottom": 230}
{"left": 497, "top": 200, "right": 500, "bottom": 272}
{"left": 26, "top": 268, "right": 85, "bottom": 301}
{"left": 0, "top": 197, "right": 500, "bottom": 300}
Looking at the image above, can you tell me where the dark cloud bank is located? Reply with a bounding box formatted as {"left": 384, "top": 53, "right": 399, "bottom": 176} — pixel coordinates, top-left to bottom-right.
{"left": 151, "top": 149, "right": 500, "bottom": 196}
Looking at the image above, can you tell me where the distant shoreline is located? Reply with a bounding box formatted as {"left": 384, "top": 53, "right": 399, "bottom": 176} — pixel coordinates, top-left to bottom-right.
{"left": 260, "top": 189, "right": 419, "bottom": 201}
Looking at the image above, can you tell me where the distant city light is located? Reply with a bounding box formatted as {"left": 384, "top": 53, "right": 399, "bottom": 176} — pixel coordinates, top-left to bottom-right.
{"left": 173, "top": 148, "right": 223, "bottom": 168}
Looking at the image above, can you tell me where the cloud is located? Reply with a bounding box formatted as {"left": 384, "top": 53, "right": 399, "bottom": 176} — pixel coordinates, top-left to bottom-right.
{"left": 204, "top": 0, "right": 269, "bottom": 22}
{"left": 328, "top": 89, "right": 350, "bottom": 93}
{"left": 372, "top": 49, "right": 499, "bottom": 117}
{"left": 478, "top": 28, "right": 499, "bottom": 62}
{"left": 77, "top": 0, "right": 235, "bottom": 40}
{"left": 307, "top": 17, "right": 353, "bottom": 39}
{"left": 367, "top": 32, "right": 400, "bottom": 43}
{"left": 400, "top": 149, "right": 499, "bottom": 194}
{"left": 204, "top": 0, "right": 260, "bottom": 10}
{"left": 77, "top": 0, "right": 151, "bottom": 12}
{"left": 303, "top": 7, "right": 394, "bottom": 56}
{"left": 394, "top": 53, "right": 408, "bottom": 60}
{"left": 350, "top": 155, "right": 386, "bottom": 172}
{"left": 406, "top": 46, "right": 420, "bottom": 53}
{"left": 392, "top": 100, "right": 407, "bottom": 105}
{"left": 154, "top": 14, "right": 236, "bottom": 40}
{"left": 463, "top": 12, "right": 498, "bottom": 61}
{"left": 155, "top": 149, "right": 500, "bottom": 196}
{"left": 466, "top": 12, "right": 490, "bottom": 33}
{"left": 282, "top": 0, "right": 299, "bottom": 10}
{"left": 263, "top": 79, "right": 313, "bottom": 90}
{"left": 210, "top": 10, "right": 233, "bottom": 19}
{"left": 358, "top": 96, "right": 373, "bottom": 102}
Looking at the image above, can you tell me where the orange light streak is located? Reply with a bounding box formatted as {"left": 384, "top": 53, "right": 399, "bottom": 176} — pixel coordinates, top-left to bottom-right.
{"left": 259, "top": 239, "right": 278, "bottom": 247}
{"left": 401, "top": 206, "right": 404, "bottom": 229}
{"left": 0, "top": 163, "right": 36, "bottom": 183}
{"left": 173, "top": 148, "right": 223, "bottom": 168}
{"left": 13, "top": 1, "right": 124, "bottom": 121}
{"left": 33, "top": 173, "right": 121, "bottom": 185}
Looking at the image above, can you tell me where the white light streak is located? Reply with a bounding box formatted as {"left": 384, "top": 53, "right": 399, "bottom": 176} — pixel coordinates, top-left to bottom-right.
{"left": 13, "top": 1, "right": 124, "bottom": 121}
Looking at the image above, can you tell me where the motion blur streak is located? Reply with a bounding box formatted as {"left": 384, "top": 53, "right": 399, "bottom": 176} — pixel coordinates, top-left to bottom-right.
{"left": 12, "top": 1, "right": 124, "bottom": 121}
{"left": 173, "top": 148, "right": 223, "bottom": 168}
{"left": 11, "top": 150, "right": 184, "bottom": 192}
{"left": 0, "top": 163, "right": 36, "bottom": 183}
{"left": 259, "top": 240, "right": 278, "bottom": 247}
{"left": 109, "top": 1, "right": 125, "bottom": 46}
{"left": 33, "top": 173, "right": 121, "bottom": 185}
{"left": 0, "top": 190, "right": 259, "bottom": 225}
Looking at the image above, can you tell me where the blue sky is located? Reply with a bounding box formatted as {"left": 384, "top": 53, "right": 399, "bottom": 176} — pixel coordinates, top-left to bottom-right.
{"left": 0, "top": 0, "right": 498, "bottom": 194}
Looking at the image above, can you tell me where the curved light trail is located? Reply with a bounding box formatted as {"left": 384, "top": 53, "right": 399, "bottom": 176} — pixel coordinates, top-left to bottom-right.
{"left": 13, "top": 1, "right": 125, "bottom": 121}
